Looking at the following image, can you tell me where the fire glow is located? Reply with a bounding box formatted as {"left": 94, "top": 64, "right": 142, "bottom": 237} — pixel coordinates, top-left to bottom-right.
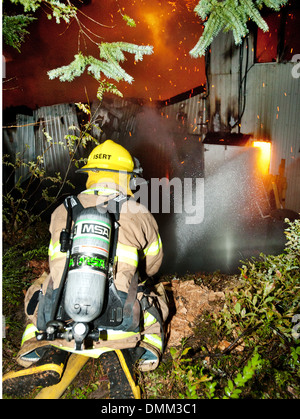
{"left": 3, "top": 0, "right": 206, "bottom": 108}
{"left": 252, "top": 140, "right": 271, "bottom": 175}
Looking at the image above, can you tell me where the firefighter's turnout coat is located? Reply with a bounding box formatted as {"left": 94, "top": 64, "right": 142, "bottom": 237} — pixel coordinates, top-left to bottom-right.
{"left": 18, "top": 183, "right": 169, "bottom": 371}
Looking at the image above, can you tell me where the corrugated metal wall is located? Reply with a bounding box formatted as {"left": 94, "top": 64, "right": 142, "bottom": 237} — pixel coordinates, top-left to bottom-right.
{"left": 208, "top": 32, "right": 300, "bottom": 212}
{"left": 207, "top": 31, "right": 253, "bottom": 131}
{"left": 2, "top": 100, "right": 142, "bottom": 186}
{"left": 240, "top": 62, "right": 300, "bottom": 212}
{"left": 3, "top": 103, "right": 80, "bottom": 184}
{"left": 159, "top": 31, "right": 300, "bottom": 212}
{"left": 35, "top": 103, "right": 79, "bottom": 178}
{"left": 160, "top": 92, "right": 209, "bottom": 139}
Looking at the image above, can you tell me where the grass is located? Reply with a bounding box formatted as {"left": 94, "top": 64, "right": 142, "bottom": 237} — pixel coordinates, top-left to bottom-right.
{"left": 2, "top": 218, "right": 300, "bottom": 399}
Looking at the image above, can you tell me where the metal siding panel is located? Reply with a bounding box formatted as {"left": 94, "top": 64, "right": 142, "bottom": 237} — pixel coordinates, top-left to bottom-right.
{"left": 90, "top": 98, "right": 142, "bottom": 143}
{"left": 3, "top": 117, "right": 35, "bottom": 183}
{"left": 34, "top": 103, "right": 79, "bottom": 178}
{"left": 160, "top": 93, "right": 207, "bottom": 136}
{"left": 15, "top": 114, "right": 35, "bottom": 182}
{"left": 115, "top": 61, "right": 300, "bottom": 212}
{"left": 241, "top": 63, "right": 300, "bottom": 212}
{"left": 209, "top": 30, "right": 300, "bottom": 212}
{"left": 3, "top": 128, "right": 17, "bottom": 157}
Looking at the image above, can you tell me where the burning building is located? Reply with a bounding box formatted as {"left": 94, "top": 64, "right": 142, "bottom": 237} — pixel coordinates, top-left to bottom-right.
{"left": 3, "top": 1, "right": 300, "bottom": 274}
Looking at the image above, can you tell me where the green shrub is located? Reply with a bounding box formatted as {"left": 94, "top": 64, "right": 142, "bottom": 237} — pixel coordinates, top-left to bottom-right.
{"left": 3, "top": 243, "right": 48, "bottom": 311}
{"left": 219, "top": 217, "right": 300, "bottom": 343}
{"left": 143, "top": 217, "right": 300, "bottom": 399}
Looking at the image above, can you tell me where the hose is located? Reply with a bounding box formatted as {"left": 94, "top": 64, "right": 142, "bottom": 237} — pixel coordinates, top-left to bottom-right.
{"left": 115, "top": 350, "right": 141, "bottom": 399}
{"left": 34, "top": 353, "right": 89, "bottom": 399}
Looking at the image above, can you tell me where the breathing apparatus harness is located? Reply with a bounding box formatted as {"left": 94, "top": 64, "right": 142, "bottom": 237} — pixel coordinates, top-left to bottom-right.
{"left": 35, "top": 154, "right": 164, "bottom": 352}
{"left": 36, "top": 192, "right": 143, "bottom": 351}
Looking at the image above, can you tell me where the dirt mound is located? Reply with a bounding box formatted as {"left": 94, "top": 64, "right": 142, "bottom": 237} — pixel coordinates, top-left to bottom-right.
{"left": 165, "top": 279, "right": 225, "bottom": 347}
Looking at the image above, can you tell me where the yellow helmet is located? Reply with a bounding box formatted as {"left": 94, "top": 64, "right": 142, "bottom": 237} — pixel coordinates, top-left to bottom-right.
{"left": 78, "top": 140, "right": 134, "bottom": 173}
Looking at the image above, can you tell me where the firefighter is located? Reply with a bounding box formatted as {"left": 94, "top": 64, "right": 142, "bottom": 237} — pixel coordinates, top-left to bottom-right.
{"left": 3, "top": 140, "right": 169, "bottom": 398}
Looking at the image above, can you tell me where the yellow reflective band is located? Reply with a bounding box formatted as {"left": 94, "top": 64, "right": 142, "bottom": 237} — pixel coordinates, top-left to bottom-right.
{"left": 53, "top": 329, "right": 140, "bottom": 357}
{"left": 105, "top": 330, "right": 138, "bottom": 340}
{"left": 53, "top": 329, "right": 139, "bottom": 356}
{"left": 82, "top": 188, "right": 119, "bottom": 195}
{"left": 21, "top": 324, "right": 39, "bottom": 346}
{"left": 143, "top": 333, "right": 163, "bottom": 350}
{"left": 21, "top": 323, "right": 138, "bottom": 347}
{"left": 48, "top": 239, "right": 54, "bottom": 256}
{"left": 48, "top": 239, "right": 65, "bottom": 261}
{"left": 144, "top": 312, "right": 157, "bottom": 327}
{"left": 116, "top": 243, "right": 138, "bottom": 267}
{"left": 143, "top": 235, "right": 162, "bottom": 257}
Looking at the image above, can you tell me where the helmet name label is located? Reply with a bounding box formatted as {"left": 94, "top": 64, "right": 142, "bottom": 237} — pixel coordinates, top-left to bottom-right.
{"left": 93, "top": 153, "right": 112, "bottom": 160}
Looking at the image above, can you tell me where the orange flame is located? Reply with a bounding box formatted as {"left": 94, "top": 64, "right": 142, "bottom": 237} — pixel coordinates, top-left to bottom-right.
{"left": 252, "top": 141, "right": 271, "bottom": 175}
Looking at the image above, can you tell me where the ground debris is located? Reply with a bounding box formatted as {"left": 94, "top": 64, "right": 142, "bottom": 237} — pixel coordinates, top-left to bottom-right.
{"left": 27, "top": 260, "right": 49, "bottom": 280}
{"left": 164, "top": 278, "right": 226, "bottom": 347}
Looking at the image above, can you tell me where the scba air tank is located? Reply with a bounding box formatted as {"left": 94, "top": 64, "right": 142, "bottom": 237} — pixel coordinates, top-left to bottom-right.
{"left": 64, "top": 207, "right": 112, "bottom": 322}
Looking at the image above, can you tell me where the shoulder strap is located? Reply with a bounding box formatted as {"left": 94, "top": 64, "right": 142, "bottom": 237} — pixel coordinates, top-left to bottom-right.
{"left": 98, "top": 194, "right": 131, "bottom": 263}
{"left": 63, "top": 195, "right": 84, "bottom": 221}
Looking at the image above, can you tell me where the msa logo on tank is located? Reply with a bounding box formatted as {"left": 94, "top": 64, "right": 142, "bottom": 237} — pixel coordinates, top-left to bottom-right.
{"left": 74, "top": 221, "right": 110, "bottom": 239}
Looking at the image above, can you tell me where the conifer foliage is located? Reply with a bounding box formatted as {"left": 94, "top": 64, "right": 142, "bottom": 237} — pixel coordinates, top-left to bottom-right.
{"left": 3, "top": 0, "right": 291, "bottom": 93}
{"left": 2, "top": 13, "right": 37, "bottom": 52}
{"left": 47, "top": 43, "right": 153, "bottom": 85}
{"left": 190, "top": 0, "right": 289, "bottom": 58}
{"left": 7, "top": 0, "right": 77, "bottom": 23}
{"left": 3, "top": 0, "right": 153, "bottom": 97}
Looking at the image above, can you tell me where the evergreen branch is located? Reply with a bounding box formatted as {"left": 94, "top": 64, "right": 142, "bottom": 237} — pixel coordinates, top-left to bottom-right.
{"left": 96, "top": 79, "right": 123, "bottom": 101}
{"left": 48, "top": 42, "right": 153, "bottom": 86}
{"left": 256, "top": 0, "right": 288, "bottom": 10}
{"left": 190, "top": 0, "right": 289, "bottom": 58}
{"left": 6, "top": 0, "right": 153, "bottom": 98}
{"left": 9, "top": 0, "right": 77, "bottom": 23}
{"left": 86, "top": 56, "right": 125, "bottom": 81}
{"left": 9, "top": 0, "right": 42, "bottom": 12}
{"left": 122, "top": 14, "right": 136, "bottom": 28}
{"left": 2, "top": 14, "right": 37, "bottom": 52}
{"left": 190, "top": 15, "right": 222, "bottom": 58}
{"left": 48, "top": 53, "right": 87, "bottom": 81}
{"left": 99, "top": 42, "right": 133, "bottom": 83}
{"left": 243, "top": 0, "right": 269, "bottom": 32}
